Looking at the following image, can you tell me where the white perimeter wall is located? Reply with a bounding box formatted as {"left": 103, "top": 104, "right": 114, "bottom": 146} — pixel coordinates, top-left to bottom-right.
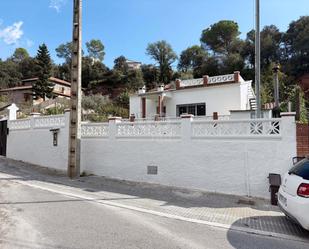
{"left": 7, "top": 113, "right": 69, "bottom": 171}
{"left": 6, "top": 113, "right": 297, "bottom": 199}
{"left": 80, "top": 115, "right": 296, "bottom": 198}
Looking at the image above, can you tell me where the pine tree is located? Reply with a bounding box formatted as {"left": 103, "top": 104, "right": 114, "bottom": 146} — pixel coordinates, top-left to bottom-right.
{"left": 33, "top": 44, "right": 54, "bottom": 100}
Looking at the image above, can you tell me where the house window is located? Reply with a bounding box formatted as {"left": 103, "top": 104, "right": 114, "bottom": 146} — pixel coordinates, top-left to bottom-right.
{"left": 177, "top": 103, "right": 206, "bottom": 117}
{"left": 197, "top": 104, "right": 206, "bottom": 116}
{"left": 178, "top": 106, "right": 187, "bottom": 116}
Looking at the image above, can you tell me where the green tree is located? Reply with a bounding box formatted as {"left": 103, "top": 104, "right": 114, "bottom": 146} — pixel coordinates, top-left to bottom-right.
{"left": 242, "top": 30, "right": 255, "bottom": 68}
{"left": 0, "top": 59, "right": 22, "bottom": 88}
{"left": 178, "top": 45, "right": 208, "bottom": 73}
{"left": 260, "top": 25, "right": 282, "bottom": 68}
{"left": 200, "top": 20, "right": 240, "bottom": 55}
{"left": 55, "top": 42, "right": 73, "bottom": 63}
{"left": 199, "top": 20, "right": 246, "bottom": 77}
{"left": 283, "top": 16, "right": 309, "bottom": 77}
{"left": 19, "top": 57, "right": 37, "bottom": 79}
{"left": 11, "top": 48, "right": 29, "bottom": 63}
{"left": 33, "top": 44, "right": 54, "bottom": 100}
{"left": 243, "top": 26, "right": 282, "bottom": 71}
{"left": 146, "top": 40, "right": 177, "bottom": 83}
{"left": 113, "top": 56, "right": 128, "bottom": 73}
{"left": 53, "top": 63, "right": 71, "bottom": 81}
{"left": 86, "top": 39, "right": 105, "bottom": 62}
{"left": 8, "top": 48, "right": 37, "bottom": 79}
{"left": 115, "top": 90, "right": 130, "bottom": 108}
{"left": 125, "top": 69, "right": 144, "bottom": 90}
{"left": 141, "top": 64, "right": 159, "bottom": 89}
{"left": 82, "top": 56, "right": 107, "bottom": 88}
{"left": 196, "top": 57, "right": 220, "bottom": 78}
{"left": 221, "top": 53, "right": 245, "bottom": 74}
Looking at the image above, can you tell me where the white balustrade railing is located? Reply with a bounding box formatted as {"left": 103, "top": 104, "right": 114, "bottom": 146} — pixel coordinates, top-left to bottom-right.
{"left": 177, "top": 74, "right": 236, "bottom": 88}
{"left": 9, "top": 118, "right": 31, "bottom": 130}
{"left": 81, "top": 123, "right": 109, "bottom": 138}
{"left": 193, "top": 115, "right": 230, "bottom": 121}
{"left": 179, "top": 78, "right": 203, "bottom": 88}
{"left": 116, "top": 121, "right": 182, "bottom": 138}
{"left": 34, "top": 115, "right": 65, "bottom": 129}
{"left": 192, "top": 119, "right": 281, "bottom": 138}
{"left": 123, "top": 115, "right": 230, "bottom": 122}
{"left": 208, "top": 74, "right": 234, "bottom": 84}
{"left": 9, "top": 114, "right": 284, "bottom": 140}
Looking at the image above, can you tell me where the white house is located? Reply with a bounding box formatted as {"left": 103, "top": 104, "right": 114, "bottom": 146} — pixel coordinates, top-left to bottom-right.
{"left": 130, "top": 72, "right": 257, "bottom": 118}
{"left": 125, "top": 59, "right": 142, "bottom": 70}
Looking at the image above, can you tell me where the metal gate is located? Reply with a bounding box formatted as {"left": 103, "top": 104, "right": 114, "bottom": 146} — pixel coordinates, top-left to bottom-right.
{"left": 0, "top": 120, "right": 7, "bottom": 156}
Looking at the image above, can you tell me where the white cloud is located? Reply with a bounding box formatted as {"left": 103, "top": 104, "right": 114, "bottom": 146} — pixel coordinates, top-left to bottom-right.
{"left": 0, "top": 21, "right": 24, "bottom": 45}
{"left": 49, "top": 0, "right": 67, "bottom": 13}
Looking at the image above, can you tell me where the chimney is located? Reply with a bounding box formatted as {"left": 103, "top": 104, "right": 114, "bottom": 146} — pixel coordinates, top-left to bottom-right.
{"left": 203, "top": 75, "right": 209, "bottom": 86}
{"left": 138, "top": 85, "right": 146, "bottom": 94}
{"left": 129, "top": 114, "right": 135, "bottom": 122}
{"left": 157, "top": 84, "right": 164, "bottom": 92}
{"left": 234, "top": 71, "right": 240, "bottom": 83}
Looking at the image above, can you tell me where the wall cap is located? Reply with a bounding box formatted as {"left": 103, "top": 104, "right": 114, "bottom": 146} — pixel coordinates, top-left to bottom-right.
{"left": 180, "top": 113, "right": 194, "bottom": 118}
{"left": 280, "top": 112, "right": 296, "bottom": 117}
{"left": 108, "top": 116, "right": 122, "bottom": 121}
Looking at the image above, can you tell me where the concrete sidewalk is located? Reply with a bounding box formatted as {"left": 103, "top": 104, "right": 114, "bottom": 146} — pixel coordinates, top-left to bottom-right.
{"left": 0, "top": 157, "right": 308, "bottom": 242}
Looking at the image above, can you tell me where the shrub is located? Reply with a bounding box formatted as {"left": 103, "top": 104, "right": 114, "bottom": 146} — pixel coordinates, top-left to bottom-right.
{"left": 115, "top": 91, "right": 130, "bottom": 108}
{"left": 82, "top": 94, "right": 110, "bottom": 111}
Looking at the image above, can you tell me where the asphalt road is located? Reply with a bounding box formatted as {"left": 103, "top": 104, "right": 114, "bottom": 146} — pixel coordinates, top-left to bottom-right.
{"left": 0, "top": 178, "right": 309, "bottom": 249}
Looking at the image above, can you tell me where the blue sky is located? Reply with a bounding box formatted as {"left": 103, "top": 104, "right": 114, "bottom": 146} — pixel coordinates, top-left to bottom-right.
{"left": 0, "top": 0, "right": 308, "bottom": 68}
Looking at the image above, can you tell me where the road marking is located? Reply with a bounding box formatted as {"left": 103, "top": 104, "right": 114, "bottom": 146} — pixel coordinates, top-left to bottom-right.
{"left": 1, "top": 172, "right": 309, "bottom": 244}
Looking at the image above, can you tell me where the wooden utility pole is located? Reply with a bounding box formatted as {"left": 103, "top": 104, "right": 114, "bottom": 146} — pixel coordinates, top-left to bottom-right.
{"left": 68, "top": 0, "right": 82, "bottom": 178}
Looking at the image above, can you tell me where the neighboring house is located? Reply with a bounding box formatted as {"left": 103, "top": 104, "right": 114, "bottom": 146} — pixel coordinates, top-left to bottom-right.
{"left": 0, "top": 77, "right": 71, "bottom": 105}
{"left": 130, "top": 71, "right": 257, "bottom": 118}
{"left": 126, "top": 59, "right": 142, "bottom": 70}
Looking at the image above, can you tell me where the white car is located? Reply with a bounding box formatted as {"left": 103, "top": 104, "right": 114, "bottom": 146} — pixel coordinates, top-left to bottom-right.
{"left": 278, "top": 158, "right": 309, "bottom": 230}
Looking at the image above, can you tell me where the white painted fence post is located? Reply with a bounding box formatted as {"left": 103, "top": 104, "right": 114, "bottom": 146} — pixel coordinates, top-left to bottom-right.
{"left": 181, "top": 114, "right": 193, "bottom": 142}
{"left": 7, "top": 103, "right": 19, "bottom": 120}
{"left": 64, "top": 109, "right": 71, "bottom": 130}
{"left": 280, "top": 112, "right": 296, "bottom": 139}
{"left": 280, "top": 112, "right": 297, "bottom": 167}
{"left": 30, "top": 112, "right": 41, "bottom": 129}
{"left": 108, "top": 117, "right": 122, "bottom": 140}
